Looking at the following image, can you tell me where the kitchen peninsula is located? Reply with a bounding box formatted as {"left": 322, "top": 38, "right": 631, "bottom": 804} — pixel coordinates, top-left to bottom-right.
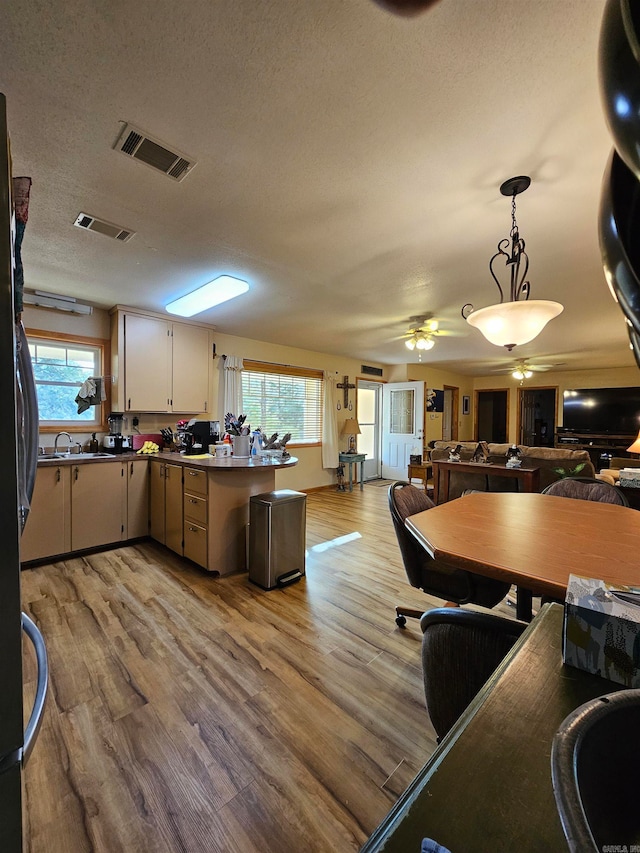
{"left": 22, "top": 452, "right": 298, "bottom": 575}
{"left": 150, "top": 451, "right": 298, "bottom": 574}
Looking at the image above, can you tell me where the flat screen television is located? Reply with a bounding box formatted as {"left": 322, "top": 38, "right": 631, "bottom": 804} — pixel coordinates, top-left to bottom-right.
{"left": 561, "top": 386, "right": 640, "bottom": 435}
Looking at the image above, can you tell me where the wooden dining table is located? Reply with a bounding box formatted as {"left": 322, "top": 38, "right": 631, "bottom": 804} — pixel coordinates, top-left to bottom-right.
{"left": 405, "top": 491, "right": 640, "bottom": 620}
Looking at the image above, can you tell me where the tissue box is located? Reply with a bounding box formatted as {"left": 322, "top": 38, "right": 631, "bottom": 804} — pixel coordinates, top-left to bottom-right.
{"left": 409, "top": 454, "right": 422, "bottom": 465}
{"left": 563, "top": 574, "right": 640, "bottom": 687}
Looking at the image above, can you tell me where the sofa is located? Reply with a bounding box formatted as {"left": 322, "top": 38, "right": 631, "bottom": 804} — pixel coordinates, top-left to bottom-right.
{"left": 430, "top": 441, "right": 595, "bottom": 502}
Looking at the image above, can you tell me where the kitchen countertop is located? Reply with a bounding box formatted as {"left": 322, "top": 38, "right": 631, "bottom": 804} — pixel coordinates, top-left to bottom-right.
{"left": 37, "top": 450, "right": 298, "bottom": 470}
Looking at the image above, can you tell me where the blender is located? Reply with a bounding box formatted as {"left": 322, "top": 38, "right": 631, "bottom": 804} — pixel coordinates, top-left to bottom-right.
{"left": 103, "top": 412, "right": 131, "bottom": 453}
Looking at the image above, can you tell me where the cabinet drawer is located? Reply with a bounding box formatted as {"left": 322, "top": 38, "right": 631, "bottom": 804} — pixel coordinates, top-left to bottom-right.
{"left": 184, "top": 520, "right": 208, "bottom": 569}
{"left": 184, "top": 467, "right": 207, "bottom": 497}
{"left": 184, "top": 492, "right": 207, "bottom": 525}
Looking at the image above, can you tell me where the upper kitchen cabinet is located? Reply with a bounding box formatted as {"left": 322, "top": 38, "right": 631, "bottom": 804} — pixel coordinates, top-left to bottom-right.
{"left": 110, "top": 308, "right": 212, "bottom": 413}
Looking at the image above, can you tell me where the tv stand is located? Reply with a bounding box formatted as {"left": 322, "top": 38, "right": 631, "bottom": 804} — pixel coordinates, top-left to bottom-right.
{"left": 555, "top": 431, "right": 634, "bottom": 467}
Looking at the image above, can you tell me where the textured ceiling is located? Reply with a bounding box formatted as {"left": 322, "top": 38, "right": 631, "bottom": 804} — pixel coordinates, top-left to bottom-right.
{"left": 1, "top": 0, "right": 634, "bottom": 376}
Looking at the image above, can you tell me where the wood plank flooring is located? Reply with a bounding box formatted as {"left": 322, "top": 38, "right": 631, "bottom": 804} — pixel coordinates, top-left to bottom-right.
{"left": 20, "top": 482, "right": 513, "bottom": 853}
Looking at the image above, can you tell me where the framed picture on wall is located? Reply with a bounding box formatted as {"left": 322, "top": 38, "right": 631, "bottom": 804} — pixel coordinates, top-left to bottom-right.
{"left": 462, "top": 395, "right": 470, "bottom": 415}
{"left": 427, "top": 388, "right": 444, "bottom": 412}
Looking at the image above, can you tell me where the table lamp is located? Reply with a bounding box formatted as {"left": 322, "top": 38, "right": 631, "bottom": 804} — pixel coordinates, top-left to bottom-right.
{"left": 627, "top": 429, "right": 640, "bottom": 455}
{"left": 342, "top": 418, "right": 361, "bottom": 454}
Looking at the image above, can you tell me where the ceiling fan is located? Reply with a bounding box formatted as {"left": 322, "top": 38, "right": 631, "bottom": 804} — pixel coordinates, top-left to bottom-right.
{"left": 493, "top": 360, "right": 564, "bottom": 381}
{"left": 398, "top": 315, "right": 460, "bottom": 351}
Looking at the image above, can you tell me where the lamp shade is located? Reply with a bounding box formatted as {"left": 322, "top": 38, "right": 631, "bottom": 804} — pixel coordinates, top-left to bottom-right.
{"left": 627, "top": 430, "right": 640, "bottom": 454}
{"left": 342, "top": 418, "right": 361, "bottom": 435}
{"left": 466, "top": 299, "right": 564, "bottom": 349}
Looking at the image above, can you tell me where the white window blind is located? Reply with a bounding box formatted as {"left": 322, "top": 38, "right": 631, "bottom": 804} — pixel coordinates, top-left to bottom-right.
{"left": 241, "top": 361, "right": 323, "bottom": 445}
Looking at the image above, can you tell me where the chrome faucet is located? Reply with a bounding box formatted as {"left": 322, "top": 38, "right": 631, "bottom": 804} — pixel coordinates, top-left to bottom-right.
{"left": 54, "top": 432, "right": 73, "bottom": 454}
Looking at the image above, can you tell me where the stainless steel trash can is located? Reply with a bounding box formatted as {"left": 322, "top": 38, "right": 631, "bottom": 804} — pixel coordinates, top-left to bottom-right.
{"left": 248, "top": 489, "right": 306, "bottom": 589}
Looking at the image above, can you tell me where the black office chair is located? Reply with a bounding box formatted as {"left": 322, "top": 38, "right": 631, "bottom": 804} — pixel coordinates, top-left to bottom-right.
{"left": 420, "top": 608, "right": 527, "bottom": 740}
{"left": 551, "top": 688, "right": 640, "bottom": 852}
{"left": 388, "top": 482, "right": 511, "bottom": 627}
{"left": 541, "top": 476, "right": 629, "bottom": 506}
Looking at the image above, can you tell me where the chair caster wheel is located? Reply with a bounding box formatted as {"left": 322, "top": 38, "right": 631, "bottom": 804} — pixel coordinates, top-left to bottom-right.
{"left": 396, "top": 615, "right": 407, "bottom": 628}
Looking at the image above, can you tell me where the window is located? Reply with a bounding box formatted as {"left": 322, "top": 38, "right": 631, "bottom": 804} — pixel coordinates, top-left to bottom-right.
{"left": 27, "top": 331, "right": 109, "bottom": 431}
{"left": 241, "top": 361, "right": 323, "bottom": 446}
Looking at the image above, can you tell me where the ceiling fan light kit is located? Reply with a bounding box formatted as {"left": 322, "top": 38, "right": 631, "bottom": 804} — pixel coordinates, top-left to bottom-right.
{"left": 462, "top": 176, "right": 564, "bottom": 350}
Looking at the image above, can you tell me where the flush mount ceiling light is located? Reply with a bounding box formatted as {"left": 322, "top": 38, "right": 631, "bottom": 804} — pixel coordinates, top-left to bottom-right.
{"left": 462, "top": 176, "right": 563, "bottom": 351}
{"left": 165, "top": 275, "right": 249, "bottom": 317}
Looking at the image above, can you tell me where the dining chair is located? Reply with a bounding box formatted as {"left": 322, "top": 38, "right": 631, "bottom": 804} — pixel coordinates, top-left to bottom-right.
{"left": 541, "top": 476, "right": 629, "bottom": 506}
{"left": 420, "top": 607, "right": 527, "bottom": 740}
{"left": 551, "top": 688, "right": 640, "bottom": 852}
{"left": 388, "top": 482, "right": 511, "bottom": 627}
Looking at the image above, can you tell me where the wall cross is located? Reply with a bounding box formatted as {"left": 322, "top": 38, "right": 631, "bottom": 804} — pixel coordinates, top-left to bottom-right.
{"left": 336, "top": 375, "right": 355, "bottom": 409}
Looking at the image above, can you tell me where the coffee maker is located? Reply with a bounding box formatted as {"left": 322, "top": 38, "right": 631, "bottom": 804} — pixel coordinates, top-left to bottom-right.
{"left": 103, "top": 412, "right": 131, "bottom": 454}
{"left": 185, "top": 420, "right": 220, "bottom": 455}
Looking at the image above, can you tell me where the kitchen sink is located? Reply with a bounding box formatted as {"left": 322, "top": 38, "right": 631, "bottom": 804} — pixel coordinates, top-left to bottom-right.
{"left": 78, "top": 452, "right": 111, "bottom": 458}
{"left": 39, "top": 452, "right": 65, "bottom": 459}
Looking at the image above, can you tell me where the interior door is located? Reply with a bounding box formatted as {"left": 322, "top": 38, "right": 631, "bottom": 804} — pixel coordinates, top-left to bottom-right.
{"left": 357, "top": 380, "right": 382, "bottom": 480}
{"left": 381, "top": 381, "right": 424, "bottom": 480}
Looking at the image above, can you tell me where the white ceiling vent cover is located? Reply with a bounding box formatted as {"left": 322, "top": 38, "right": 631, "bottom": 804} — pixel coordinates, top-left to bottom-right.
{"left": 74, "top": 213, "right": 135, "bottom": 242}
{"left": 114, "top": 123, "right": 195, "bottom": 181}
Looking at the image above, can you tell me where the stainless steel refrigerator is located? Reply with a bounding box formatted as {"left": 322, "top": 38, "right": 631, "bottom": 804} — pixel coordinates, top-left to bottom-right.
{"left": 0, "top": 91, "right": 48, "bottom": 850}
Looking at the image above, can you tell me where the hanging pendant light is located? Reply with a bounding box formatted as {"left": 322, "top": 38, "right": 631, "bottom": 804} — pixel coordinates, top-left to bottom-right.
{"left": 462, "top": 176, "right": 563, "bottom": 350}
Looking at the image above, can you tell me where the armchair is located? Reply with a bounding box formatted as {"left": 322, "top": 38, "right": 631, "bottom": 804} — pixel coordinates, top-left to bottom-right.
{"left": 551, "top": 688, "right": 640, "bottom": 852}
{"left": 541, "top": 476, "right": 629, "bottom": 506}
{"left": 388, "top": 482, "right": 510, "bottom": 627}
{"left": 420, "top": 608, "right": 527, "bottom": 740}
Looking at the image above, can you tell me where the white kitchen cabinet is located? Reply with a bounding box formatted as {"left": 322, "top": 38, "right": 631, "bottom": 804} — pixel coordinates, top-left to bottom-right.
{"left": 111, "top": 309, "right": 212, "bottom": 414}
{"left": 21, "top": 458, "right": 149, "bottom": 562}
{"left": 127, "top": 459, "right": 149, "bottom": 539}
{"left": 123, "top": 313, "right": 172, "bottom": 412}
{"left": 71, "top": 462, "right": 126, "bottom": 551}
{"left": 149, "top": 460, "right": 183, "bottom": 554}
{"left": 20, "top": 464, "right": 71, "bottom": 562}
{"left": 170, "top": 323, "right": 210, "bottom": 413}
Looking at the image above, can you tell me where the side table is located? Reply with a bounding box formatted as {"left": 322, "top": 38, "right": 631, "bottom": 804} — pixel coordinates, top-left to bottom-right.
{"left": 338, "top": 453, "right": 366, "bottom": 491}
{"left": 407, "top": 461, "right": 433, "bottom": 490}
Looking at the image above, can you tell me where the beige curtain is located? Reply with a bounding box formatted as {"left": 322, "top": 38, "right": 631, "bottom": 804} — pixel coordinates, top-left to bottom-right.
{"left": 223, "top": 355, "right": 244, "bottom": 418}
{"left": 322, "top": 371, "right": 339, "bottom": 469}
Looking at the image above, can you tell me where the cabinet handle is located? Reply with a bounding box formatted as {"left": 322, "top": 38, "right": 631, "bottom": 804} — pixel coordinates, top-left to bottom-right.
{"left": 188, "top": 498, "right": 197, "bottom": 503}
{"left": 128, "top": 398, "right": 131, "bottom": 409}
{"left": 204, "top": 401, "right": 207, "bottom": 412}
{"left": 188, "top": 471, "right": 198, "bottom": 476}
{"left": 130, "top": 462, "right": 134, "bottom": 476}
{"left": 74, "top": 466, "right": 79, "bottom": 481}
{"left": 188, "top": 526, "right": 198, "bottom": 533}
{"left": 56, "top": 468, "right": 61, "bottom": 483}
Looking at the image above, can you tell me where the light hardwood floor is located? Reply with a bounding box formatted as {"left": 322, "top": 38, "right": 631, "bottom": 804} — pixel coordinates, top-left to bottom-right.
{"left": 20, "top": 482, "right": 511, "bottom": 853}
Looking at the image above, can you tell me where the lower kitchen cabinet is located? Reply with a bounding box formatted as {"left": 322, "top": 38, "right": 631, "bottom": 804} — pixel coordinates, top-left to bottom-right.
{"left": 149, "top": 460, "right": 183, "bottom": 554}
{"left": 71, "top": 461, "right": 126, "bottom": 551}
{"left": 127, "top": 459, "right": 149, "bottom": 539}
{"left": 21, "top": 464, "right": 71, "bottom": 562}
{"left": 183, "top": 467, "right": 208, "bottom": 568}
{"left": 21, "top": 458, "right": 150, "bottom": 563}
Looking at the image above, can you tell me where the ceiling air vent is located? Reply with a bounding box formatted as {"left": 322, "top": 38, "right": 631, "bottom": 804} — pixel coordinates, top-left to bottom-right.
{"left": 361, "top": 365, "right": 383, "bottom": 377}
{"left": 114, "top": 123, "right": 195, "bottom": 182}
{"left": 74, "top": 212, "right": 135, "bottom": 242}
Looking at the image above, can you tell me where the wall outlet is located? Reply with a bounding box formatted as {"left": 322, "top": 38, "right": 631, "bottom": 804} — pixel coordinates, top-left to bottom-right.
{"left": 132, "top": 417, "right": 139, "bottom": 427}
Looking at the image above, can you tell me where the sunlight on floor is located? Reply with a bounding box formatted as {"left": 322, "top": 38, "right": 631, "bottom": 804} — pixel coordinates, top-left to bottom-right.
{"left": 307, "top": 531, "right": 362, "bottom": 553}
